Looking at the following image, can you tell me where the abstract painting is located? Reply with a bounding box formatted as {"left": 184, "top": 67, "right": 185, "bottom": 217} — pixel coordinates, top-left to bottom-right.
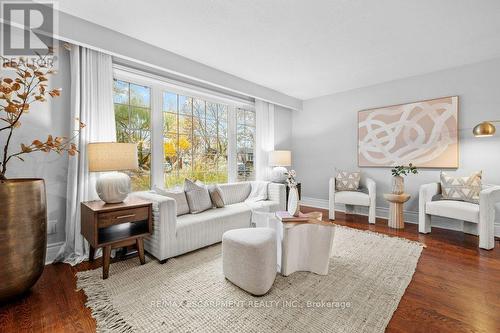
{"left": 358, "top": 96, "right": 459, "bottom": 168}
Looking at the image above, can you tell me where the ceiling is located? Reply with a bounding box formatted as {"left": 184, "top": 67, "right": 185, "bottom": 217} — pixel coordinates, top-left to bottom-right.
{"left": 57, "top": 0, "right": 500, "bottom": 100}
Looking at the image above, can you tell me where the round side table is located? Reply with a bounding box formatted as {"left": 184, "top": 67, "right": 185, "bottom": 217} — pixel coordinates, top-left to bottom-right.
{"left": 383, "top": 193, "right": 410, "bottom": 229}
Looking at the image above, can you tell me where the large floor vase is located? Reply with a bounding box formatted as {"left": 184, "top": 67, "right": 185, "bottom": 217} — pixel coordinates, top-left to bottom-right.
{"left": 0, "top": 179, "right": 47, "bottom": 301}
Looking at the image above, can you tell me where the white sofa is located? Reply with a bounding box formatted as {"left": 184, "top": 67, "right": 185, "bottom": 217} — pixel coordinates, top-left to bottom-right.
{"left": 419, "top": 182, "right": 500, "bottom": 250}
{"left": 328, "top": 176, "right": 377, "bottom": 224}
{"left": 133, "top": 181, "right": 286, "bottom": 262}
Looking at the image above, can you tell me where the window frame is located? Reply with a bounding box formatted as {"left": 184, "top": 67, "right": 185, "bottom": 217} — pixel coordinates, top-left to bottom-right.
{"left": 113, "top": 67, "right": 255, "bottom": 189}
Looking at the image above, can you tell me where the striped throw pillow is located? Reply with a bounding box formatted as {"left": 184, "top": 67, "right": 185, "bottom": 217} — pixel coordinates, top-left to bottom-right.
{"left": 184, "top": 179, "right": 213, "bottom": 214}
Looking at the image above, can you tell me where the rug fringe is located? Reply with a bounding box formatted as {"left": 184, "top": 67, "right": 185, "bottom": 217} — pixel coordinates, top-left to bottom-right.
{"left": 76, "top": 271, "right": 134, "bottom": 333}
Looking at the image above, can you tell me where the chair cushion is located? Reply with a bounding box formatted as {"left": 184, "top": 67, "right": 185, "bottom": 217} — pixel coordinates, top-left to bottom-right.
{"left": 184, "top": 179, "right": 213, "bottom": 214}
{"left": 440, "top": 171, "right": 482, "bottom": 204}
{"left": 335, "top": 191, "right": 370, "bottom": 206}
{"left": 426, "top": 200, "right": 479, "bottom": 223}
{"left": 335, "top": 170, "right": 361, "bottom": 191}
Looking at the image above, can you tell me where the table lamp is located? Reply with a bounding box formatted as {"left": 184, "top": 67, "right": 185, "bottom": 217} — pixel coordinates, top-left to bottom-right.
{"left": 87, "top": 142, "right": 138, "bottom": 203}
{"left": 269, "top": 150, "right": 291, "bottom": 183}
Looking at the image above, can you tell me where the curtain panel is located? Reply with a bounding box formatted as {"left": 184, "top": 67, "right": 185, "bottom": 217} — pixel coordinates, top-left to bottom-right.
{"left": 55, "top": 45, "right": 116, "bottom": 265}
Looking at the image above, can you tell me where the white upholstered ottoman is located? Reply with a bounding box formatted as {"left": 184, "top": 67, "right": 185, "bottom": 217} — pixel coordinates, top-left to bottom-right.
{"left": 222, "top": 228, "right": 277, "bottom": 296}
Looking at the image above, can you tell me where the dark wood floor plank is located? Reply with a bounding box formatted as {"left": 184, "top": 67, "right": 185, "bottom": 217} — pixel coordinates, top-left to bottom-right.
{"left": 0, "top": 205, "right": 498, "bottom": 333}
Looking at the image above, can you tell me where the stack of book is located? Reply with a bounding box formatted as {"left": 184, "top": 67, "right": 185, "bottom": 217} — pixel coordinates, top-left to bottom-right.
{"left": 275, "top": 211, "right": 311, "bottom": 223}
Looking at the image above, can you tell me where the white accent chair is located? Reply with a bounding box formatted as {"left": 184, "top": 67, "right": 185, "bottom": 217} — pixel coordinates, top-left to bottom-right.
{"left": 419, "top": 183, "right": 500, "bottom": 250}
{"left": 329, "top": 176, "right": 377, "bottom": 224}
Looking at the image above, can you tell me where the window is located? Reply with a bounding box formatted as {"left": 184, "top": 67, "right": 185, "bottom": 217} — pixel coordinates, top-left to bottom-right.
{"left": 236, "top": 108, "right": 256, "bottom": 181}
{"left": 162, "top": 93, "right": 228, "bottom": 187}
{"left": 113, "top": 79, "right": 151, "bottom": 191}
{"left": 113, "top": 69, "right": 256, "bottom": 190}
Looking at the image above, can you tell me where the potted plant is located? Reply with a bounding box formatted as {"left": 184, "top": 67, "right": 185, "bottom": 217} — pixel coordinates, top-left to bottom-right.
{"left": 391, "top": 163, "right": 418, "bottom": 194}
{"left": 0, "top": 55, "right": 82, "bottom": 301}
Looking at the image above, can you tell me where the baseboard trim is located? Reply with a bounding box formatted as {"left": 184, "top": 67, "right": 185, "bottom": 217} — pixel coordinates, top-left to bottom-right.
{"left": 301, "top": 196, "right": 500, "bottom": 237}
{"left": 46, "top": 242, "right": 64, "bottom": 265}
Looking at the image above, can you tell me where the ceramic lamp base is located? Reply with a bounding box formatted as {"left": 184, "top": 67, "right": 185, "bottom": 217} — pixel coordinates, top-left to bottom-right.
{"left": 96, "top": 172, "right": 131, "bottom": 204}
{"left": 271, "top": 166, "right": 288, "bottom": 183}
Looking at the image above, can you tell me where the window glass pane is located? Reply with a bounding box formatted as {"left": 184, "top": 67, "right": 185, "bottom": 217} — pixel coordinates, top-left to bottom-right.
{"left": 163, "top": 93, "right": 229, "bottom": 187}
{"left": 163, "top": 92, "right": 177, "bottom": 112}
{"left": 236, "top": 108, "right": 255, "bottom": 181}
{"left": 206, "top": 103, "right": 218, "bottom": 119}
{"left": 113, "top": 79, "right": 151, "bottom": 191}
{"left": 163, "top": 112, "right": 178, "bottom": 135}
{"left": 130, "top": 83, "right": 150, "bottom": 107}
{"left": 113, "top": 80, "right": 128, "bottom": 104}
{"left": 192, "top": 99, "right": 205, "bottom": 118}
{"left": 245, "top": 110, "right": 255, "bottom": 125}
{"left": 179, "top": 96, "right": 192, "bottom": 115}
{"left": 130, "top": 106, "right": 150, "bottom": 130}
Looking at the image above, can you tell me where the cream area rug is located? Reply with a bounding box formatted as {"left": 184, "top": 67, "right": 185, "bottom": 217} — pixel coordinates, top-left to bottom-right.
{"left": 77, "top": 226, "right": 423, "bottom": 333}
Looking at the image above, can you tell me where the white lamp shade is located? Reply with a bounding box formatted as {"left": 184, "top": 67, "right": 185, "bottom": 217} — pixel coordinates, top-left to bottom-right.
{"left": 87, "top": 142, "right": 138, "bottom": 172}
{"left": 269, "top": 150, "right": 291, "bottom": 166}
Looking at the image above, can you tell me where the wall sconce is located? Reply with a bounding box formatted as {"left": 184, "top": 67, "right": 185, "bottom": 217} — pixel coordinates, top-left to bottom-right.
{"left": 473, "top": 121, "right": 498, "bottom": 137}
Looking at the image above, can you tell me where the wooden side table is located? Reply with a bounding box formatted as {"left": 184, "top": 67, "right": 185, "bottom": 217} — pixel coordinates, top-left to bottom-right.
{"left": 81, "top": 198, "right": 152, "bottom": 279}
{"left": 383, "top": 193, "right": 410, "bottom": 229}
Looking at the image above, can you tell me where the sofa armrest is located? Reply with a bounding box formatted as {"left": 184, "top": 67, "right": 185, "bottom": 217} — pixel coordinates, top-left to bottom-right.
{"left": 329, "top": 177, "right": 336, "bottom": 220}
{"left": 268, "top": 183, "right": 286, "bottom": 211}
{"left": 419, "top": 182, "right": 441, "bottom": 204}
{"left": 131, "top": 191, "right": 177, "bottom": 260}
{"left": 479, "top": 186, "right": 500, "bottom": 249}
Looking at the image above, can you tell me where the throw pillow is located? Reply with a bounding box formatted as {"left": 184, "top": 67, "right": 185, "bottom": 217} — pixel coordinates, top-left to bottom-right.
{"left": 440, "top": 171, "right": 482, "bottom": 204}
{"left": 184, "top": 179, "right": 213, "bottom": 214}
{"left": 152, "top": 186, "right": 190, "bottom": 216}
{"left": 208, "top": 185, "right": 225, "bottom": 208}
{"left": 335, "top": 170, "right": 361, "bottom": 191}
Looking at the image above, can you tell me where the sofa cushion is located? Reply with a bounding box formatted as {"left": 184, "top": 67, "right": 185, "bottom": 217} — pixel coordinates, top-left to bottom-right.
{"left": 335, "top": 191, "right": 370, "bottom": 206}
{"left": 426, "top": 200, "right": 479, "bottom": 223}
{"left": 184, "top": 179, "right": 213, "bottom": 214}
{"left": 175, "top": 203, "right": 253, "bottom": 255}
{"left": 218, "top": 182, "right": 252, "bottom": 205}
{"left": 440, "top": 171, "right": 482, "bottom": 204}
{"left": 152, "top": 186, "right": 189, "bottom": 216}
{"left": 208, "top": 185, "right": 225, "bottom": 208}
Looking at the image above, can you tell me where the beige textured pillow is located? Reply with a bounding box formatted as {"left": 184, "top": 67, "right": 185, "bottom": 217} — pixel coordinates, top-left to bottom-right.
{"left": 152, "top": 186, "right": 190, "bottom": 216}
{"left": 208, "top": 185, "right": 225, "bottom": 208}
{"left": 335, "top": 170, "right": 361, "bottom": 191}
{"left": 184, "top": 179, "right": 213, "bottom": 214}
{"left": 440, "top": 171, "right": 482, "bottom": 204}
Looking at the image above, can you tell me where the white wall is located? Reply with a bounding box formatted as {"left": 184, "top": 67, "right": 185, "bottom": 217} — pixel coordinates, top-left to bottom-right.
{"left": 0, "top": 41, "right": 71, "bottom": 248}
{"left": 292, "top": 58, "right": 500, "bottom": 235}
{"left": 274, "top": 105, "right": 293, "bottom": 150}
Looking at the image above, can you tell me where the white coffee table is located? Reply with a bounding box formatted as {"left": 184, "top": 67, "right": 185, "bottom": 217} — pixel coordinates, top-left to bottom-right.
{"left": 254, "top": 211, "right": 335, "bottom": 276}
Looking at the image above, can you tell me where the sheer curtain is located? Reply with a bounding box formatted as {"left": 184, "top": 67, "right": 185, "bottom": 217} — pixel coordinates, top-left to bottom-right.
{"left": 255, "top": 100, "right": 275, "bottom": 181}
{"left": 55, "top": 45, "right": 116, "bottom": 265}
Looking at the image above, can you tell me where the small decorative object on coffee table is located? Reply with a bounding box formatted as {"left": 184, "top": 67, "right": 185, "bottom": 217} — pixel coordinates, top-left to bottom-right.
{"left": 384, "top": 193, "right": 411, "bottom": 229}
{"left": 81, "top": 197, "right": 152, "bottom": 279}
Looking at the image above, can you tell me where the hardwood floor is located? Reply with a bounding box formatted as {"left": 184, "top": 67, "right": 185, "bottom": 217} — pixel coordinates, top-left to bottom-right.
{"left": 1, "top": 206, "right": 499, "bottom": 333}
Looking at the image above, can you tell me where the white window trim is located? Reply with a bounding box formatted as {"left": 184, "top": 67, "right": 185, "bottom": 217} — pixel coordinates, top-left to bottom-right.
{"left": 113, "top": 66, "right": 255, "bottom": 189}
